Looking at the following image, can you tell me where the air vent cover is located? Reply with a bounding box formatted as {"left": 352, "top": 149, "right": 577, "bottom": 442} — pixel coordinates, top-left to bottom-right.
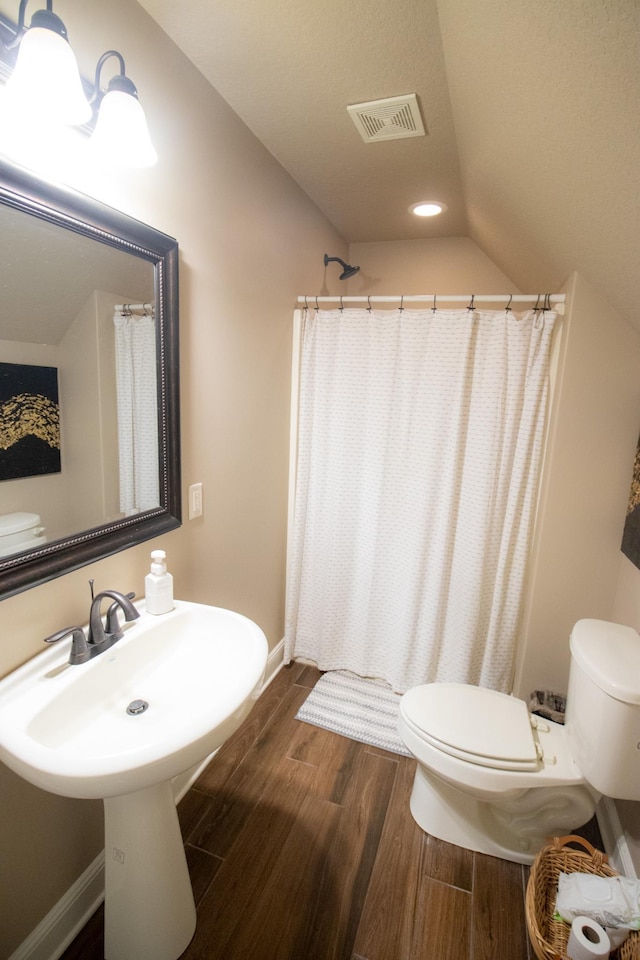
{"left": 347, "top": 94, "right": 426, "bottom": 143}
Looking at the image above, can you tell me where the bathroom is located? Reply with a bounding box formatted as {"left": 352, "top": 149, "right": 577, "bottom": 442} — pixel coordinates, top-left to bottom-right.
{"left": 0, "top": 0, "right": 639, "bottom": 956}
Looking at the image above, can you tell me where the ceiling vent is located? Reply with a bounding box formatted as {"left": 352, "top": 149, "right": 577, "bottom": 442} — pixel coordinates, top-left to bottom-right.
{"left": 347, "top": 94, "right": 426, "bottom": 143}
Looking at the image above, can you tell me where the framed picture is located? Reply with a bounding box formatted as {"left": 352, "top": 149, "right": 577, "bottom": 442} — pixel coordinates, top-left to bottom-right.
{"left": 0, "top": 362, "right": 61, "bottom": 481}
{"left": 622, "top": 433, "right": 640, "bottom": 569}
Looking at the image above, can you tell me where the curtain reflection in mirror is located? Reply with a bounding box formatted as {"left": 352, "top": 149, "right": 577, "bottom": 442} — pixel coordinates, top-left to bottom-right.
{"left": 113, "top": 308, "right": 158, "bottom": 515}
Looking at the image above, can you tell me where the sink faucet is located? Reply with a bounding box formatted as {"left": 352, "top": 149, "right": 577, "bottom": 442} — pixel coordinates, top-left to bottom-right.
{"left": 43, "top": 589, "right": 140, "bottom": 665}
{"left": 88, "top": 590, "right": 140, "bottom": 650}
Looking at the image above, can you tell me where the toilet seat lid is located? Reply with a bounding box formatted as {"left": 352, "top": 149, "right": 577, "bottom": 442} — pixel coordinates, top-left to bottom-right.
{"left": 401, "top": 683, "right": 540, "bottom": 771}
{"left": 0, "top": 512, "right": 41, "bottom": 537}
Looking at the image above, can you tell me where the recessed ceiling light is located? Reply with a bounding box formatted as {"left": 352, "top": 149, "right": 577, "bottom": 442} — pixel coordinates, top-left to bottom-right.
{"left": 409, "top": 201, "right": 447, "bottom": 217}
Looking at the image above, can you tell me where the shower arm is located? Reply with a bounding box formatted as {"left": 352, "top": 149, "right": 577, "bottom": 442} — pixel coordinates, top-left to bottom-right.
{"left": 323, "top": 254, "right": 360, "bottom": 280}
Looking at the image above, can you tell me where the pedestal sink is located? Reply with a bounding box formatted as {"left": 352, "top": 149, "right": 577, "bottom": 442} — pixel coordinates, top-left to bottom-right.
{"left": 0, "top": 599, "right": 269, "bottom": 960}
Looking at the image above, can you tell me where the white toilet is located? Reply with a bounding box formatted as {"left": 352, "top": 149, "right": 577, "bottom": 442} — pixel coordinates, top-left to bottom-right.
{"left": 0, "top": 512, "right": 47, "bottom": 558}
{"left": 398, "top": 619, "right": 640, "bottom": 864}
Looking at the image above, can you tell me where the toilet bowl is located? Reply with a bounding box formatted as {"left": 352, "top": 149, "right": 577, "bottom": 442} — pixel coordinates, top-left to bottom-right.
{"left": 398, "top": 619, "right": 640, "bottom": 864}
{"left": 0, "top": 512, "right": 47, "bottom": 558}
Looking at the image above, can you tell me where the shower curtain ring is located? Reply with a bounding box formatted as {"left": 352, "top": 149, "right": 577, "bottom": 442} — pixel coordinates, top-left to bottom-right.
{"left": 367, "top": 295, "right": 372, "bottom": 312}
{"left": 467, "top": 294, "right": 475, "bottom": 311}
{"left": 506, "top": 294, "right": 513, "bottom": 312}
{"left": 399, "top": 295, "right": 404, "bottom": 312}
{"left": 304, "top": 296, "right": 308, "bottom": 311}
{"left": 432, "top": 294, "right": 437, "bottom": 313}
{"left": 315, "top": 296, "right": 320, "bottom": 312}
{"left": 534, "top": 293, "right": 542, "bottom": 312}
{"left": 339, "top": 295, "right": 344, "bottom": 312}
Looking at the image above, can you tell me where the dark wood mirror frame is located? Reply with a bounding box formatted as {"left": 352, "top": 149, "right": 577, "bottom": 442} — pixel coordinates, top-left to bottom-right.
{"left": 0, "top": 157, "right": 181, "bottom": 600}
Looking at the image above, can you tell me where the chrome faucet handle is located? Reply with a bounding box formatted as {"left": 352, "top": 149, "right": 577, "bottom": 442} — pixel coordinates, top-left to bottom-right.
{"left": 43, "top": 626, "right": 90, "bottom": 665}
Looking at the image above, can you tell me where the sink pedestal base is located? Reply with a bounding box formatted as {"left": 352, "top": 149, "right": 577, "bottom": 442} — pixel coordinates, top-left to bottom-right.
{"left": 104, "top": 781, "right": 197, "bottom": 960}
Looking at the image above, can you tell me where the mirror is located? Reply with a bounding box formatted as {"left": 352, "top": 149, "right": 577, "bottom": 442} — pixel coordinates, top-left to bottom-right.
{"left": 0, "top": 157, "right": 180, "bottom": 599}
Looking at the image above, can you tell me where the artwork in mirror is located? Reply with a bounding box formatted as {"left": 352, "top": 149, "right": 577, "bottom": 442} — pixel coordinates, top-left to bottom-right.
{"left": 0, "top": 158, "right": 180, "bottom": 599}
{"left": 622, "top": 432, "right": 640, "bottom": 570}
{"left": 0, "top": 362, "right": 61, "bottom": 480}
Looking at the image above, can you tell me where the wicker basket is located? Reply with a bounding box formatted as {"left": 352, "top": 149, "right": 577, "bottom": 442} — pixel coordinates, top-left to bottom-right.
{"left": 526, "top": 835, "right": 640, "bottom": 960}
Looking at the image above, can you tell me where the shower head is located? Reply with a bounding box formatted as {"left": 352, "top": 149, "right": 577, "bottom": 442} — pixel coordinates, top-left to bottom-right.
{"left": 324, "top": 254, "right": 360, "bottom": 280}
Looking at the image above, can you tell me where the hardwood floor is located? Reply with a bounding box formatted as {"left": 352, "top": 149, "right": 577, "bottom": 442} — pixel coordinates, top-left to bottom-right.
{"left": 61, "top": 662, "right": 597, "bottom": 959}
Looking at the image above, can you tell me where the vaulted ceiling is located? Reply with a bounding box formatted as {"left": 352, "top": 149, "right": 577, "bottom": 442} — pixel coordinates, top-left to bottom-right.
{"left": 139, "top": 0, "right": 639, "bottom": 329}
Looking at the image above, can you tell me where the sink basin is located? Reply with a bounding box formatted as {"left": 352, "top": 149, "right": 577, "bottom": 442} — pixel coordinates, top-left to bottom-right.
{"left": 0, "top": 599, "right": 269, "bottom": 960}
{"left": 0, "top": 599, "right": 268, "bottom": 799}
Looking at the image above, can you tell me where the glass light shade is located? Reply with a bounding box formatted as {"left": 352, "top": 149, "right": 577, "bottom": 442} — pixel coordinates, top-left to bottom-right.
{"left": 89, "top": 89, "right": 158, "bottom": 167}
{"left": 4, "top": 26, "right": 92, "bottom": 126}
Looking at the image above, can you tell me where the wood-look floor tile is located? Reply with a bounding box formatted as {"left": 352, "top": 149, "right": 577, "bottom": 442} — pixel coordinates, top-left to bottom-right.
{"left": 194, "top": 664, "right": 301, "bottom": 795}
{"left": 299, "top": 748, "right": 398, "bottom": 960}
{"left": 287, "top": 716, "right": 356, "bottom": 768}
{"left": 289, "top": 721, "right": 394, "bottom": 807}
{"left": 182, "top": 755, "right": 320, "bottom": 958}
{"left": 472, "top": 854, "right": 529, "bottom": 960}
{"left": 189, "top": 684, "right": 310, "bottom": 858}
{"left": 185, "top": 843, "right": 223, "bottom": 907}
{"left": 420, "top": 831, "right": 474, "bottom": 892}
{"left": 178, "top": 786, "right": 214, "bottom": 837}
{"left": 412, "top": 877, "right": 471, "bottom": 960}
{"left": 352, "top": 755, "right": 423, "bottom": 960}
{"left": 204, "top": 794, "right": 343, "bottom": 960}
{"left": 294, "top": 664, "right": 324, "bottom": 688}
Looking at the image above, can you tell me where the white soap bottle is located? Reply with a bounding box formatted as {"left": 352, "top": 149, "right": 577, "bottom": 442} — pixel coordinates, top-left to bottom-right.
{"left": 145, "top": 549, "right": 174, "bottom": 615}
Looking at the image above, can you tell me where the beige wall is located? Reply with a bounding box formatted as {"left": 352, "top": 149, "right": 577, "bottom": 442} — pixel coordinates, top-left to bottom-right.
{"left": 514, "top": 273, "right": 640, "bottom": 698}
{"left": 347, "top": 236, "right": 519, "bottom": 295}
{"left": 0, "top": 0, "right": 347, "bottom": 953}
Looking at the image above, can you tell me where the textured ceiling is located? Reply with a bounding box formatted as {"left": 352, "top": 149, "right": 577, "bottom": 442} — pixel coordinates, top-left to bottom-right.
{"left": 136, "top": 1, "right": 640, "bottom": 328}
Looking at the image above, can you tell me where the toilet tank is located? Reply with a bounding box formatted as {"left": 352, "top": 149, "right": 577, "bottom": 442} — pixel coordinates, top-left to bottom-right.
{"left": 566, "top": 619, "right": 640, "bottom": 800}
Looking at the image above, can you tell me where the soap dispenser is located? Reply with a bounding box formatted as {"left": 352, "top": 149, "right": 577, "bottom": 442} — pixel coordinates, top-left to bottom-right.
{"left": 145, "top": 549, "right": 174, "bottom": 615}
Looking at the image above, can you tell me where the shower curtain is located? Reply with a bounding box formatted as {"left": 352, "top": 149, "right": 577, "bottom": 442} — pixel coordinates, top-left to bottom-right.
{"left": 113, "top": 310, "right": 159, "bottom": 515}
{"left": 284, "top": 307, "right": 556, "bottom": 693}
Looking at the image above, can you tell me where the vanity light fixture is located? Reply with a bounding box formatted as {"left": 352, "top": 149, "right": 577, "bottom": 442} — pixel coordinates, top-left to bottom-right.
{"left": 0, "top": 1, "right": 157, "bottom": 167}
{"left": 409, "top": 200, "right": 448, "bottom": 217}
{"left": 3, "top": 0, "right": 91, "bottom": 125}
{"left": 88, "top": 51, "right": 157, "bottom": 168}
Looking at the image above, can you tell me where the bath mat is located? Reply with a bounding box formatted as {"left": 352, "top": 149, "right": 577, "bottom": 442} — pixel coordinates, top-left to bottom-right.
{"left": 295, "top": 669, "right": 411, "bottom": 757}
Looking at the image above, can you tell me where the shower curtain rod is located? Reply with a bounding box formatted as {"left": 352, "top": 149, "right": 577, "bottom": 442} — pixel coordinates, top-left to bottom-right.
{"left": 114, "top": 302, "right": 154, "bottom": 314}
{"left": 297, "top": 293, "right": 566, "bottom": 315}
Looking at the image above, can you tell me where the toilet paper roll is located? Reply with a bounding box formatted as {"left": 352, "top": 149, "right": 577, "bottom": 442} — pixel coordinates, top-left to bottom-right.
{"left": 567, "top": 916, "right": 611, "bottom": 960}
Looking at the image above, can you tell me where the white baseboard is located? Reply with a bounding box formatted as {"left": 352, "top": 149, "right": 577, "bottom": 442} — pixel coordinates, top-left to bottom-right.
{"left": 597, "top": 796, "right": 637, "bottom": 878}
{"left": 9, "top": 638, "right": 286, "bottom": 960}
{"left": 263, "top": 636, "right": 285, "bottom": 688}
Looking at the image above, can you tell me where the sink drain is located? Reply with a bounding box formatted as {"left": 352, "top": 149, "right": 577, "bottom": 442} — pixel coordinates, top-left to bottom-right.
{"left": 126, "top": 699, "right": 149, "bottom": 716}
